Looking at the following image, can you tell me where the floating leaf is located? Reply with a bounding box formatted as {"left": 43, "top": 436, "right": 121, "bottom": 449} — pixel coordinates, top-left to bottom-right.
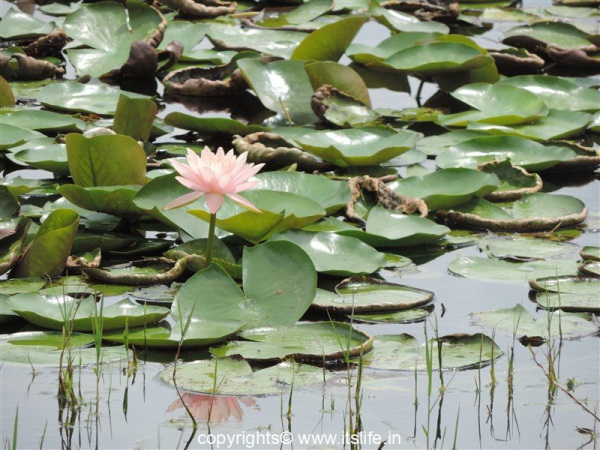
{"left": 472, "top": 304, "right": 598, "bottom": 340}
{"left": 359, "top": 333, "right": 502, "bottom": 371}
{"left": 532, "top": 277, "right": 600, "bottom": 313}
{"left": 211, "top": 322, "right": 372, "bottom": 362}
{"left": 389, "top": 168, "right": 499, "bottom": 211}
{"left": 0, "top": 110, "right": 85, "bottom": 133}
{"left": 0, "top": 278, "right": 46, "bottom": 295}
{"left": 11, "top": 142, "right": 68, "bottom": 175}
{"left": 581, "top": 246, "right": 600, "bottom": 261}
{"left": 8, "top": 294, "right": 169, "bottom": 331}
{"left": 172, "top": 241, "right": 316, "bottom": 329}
{"left": 305, "top": 61, "right": 371, "bottom": 106}
{"left": 352, "top": 307, "right": 432, "bottom": 324}
{"left": 0, "top": 123, "right": 44, "bottom": 151}
{"left": 0, "top": 331, "right": 127, "bottom": 367}
{"left": 37, "top": 81, "right": 149, "bottom": 116}
{"left": 294, "top": 127, "right": 420, "bottom": 166}
{"left": 479, "top": 160, "right": 542, "bottom": 201}
{"left": 448, "top": 255, "right": 579, "bottom": 283}
{"left": 445, "top": 194, "right": 587, "bottom": 232}
{"left": 311, "top": 276, "right": 433, "bottom": 314}
{"left": 504, "top": 21, "right": 594, "bottom": 50}
{"left": 164, "top": 112, "right": 267, "bottom": 136}
{"left": 436, "top": 136, "right": 576, "bottom": 171}
{"left": 270, "top": 230, "right": 387, "bottom": 276}
{"left": 0, "top": 9, "right": 55, "bottom": 40}
{"left": 478, "top": 237, "right": 578, "bottom": 261}
{"left": 159, "top": 358, "right": 331, "bottom": 395}
{"left": 63, "top": 1, "right": 165, "bottom": 77}
{"left": 337, "top": 205, "right": 449, "bottom": 248}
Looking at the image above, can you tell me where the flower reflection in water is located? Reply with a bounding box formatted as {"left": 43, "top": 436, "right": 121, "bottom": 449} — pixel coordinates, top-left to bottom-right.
{"left": 167, "top": 394, "right": 256, "bottom": 422}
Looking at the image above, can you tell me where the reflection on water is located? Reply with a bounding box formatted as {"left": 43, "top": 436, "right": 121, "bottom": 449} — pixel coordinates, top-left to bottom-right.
{"left": 167, "top": 394, "right": 256, "bottom": 422}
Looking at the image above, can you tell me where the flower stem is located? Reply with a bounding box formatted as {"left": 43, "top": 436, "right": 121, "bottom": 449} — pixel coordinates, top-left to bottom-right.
{"left": 206, "top": 212, "right": 217, "bottom": 266}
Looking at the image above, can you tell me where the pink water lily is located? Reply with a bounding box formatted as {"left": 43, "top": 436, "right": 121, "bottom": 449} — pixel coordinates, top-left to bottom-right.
{"left": 164, "top": 147, "right": 264, "bottom": 214}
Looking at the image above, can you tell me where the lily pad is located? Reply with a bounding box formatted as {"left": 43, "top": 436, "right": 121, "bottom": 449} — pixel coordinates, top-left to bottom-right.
{"left": 11, "top": 142, "right": 68, "bottom": 175}
{"left": 172, "top": 241, "right": 317, "bottom": 329}
{"left": 448, "top": 255, "right": 579, "bottom": 283}
{"left": 12, "top": 208, "right": 80, "bottom": 279}
{"left": 253, "top": 171, "right": 351, "bottom": 214}
{"left": 188, "top": 190, "right": 326, "bottom": 243}
{"left": 0, "top": 9, "right": 55, "bottom": 40}
{"left": 237, "top": 58, "right": 317, "bottom": 125}
{"left": 0, "top": 331, "right": 127, "bottom": 367}
{"left": 102, "top": 318, "right": 244, "bottom": 348}
{"left": 478, "top": 237, "right": 578, "bottom": 261}
{"left": 0, "top": 277, "right": 46, "bottom": 295}
{"left": 58, "top": 185, "right": 143, "bottom": 218}
{"left": 338, "top": 205, "right": 450, "bottom": 248}
{"left": 159, "top": 358, "right": 331, "bottom": 396}
{"left": 0, "top": 110, "right": 86, "bottom": 133}
{"left": 210, "top": 322, "right": 373, "bottom": 362}
{"left": 269, "top": 230, "right": 387, "bottom": 276}
{"left": 164, "top": 112, "right": 267, "bottom": 136}
{"left": 83, "top": 257, "right": 186, "bottom": 286}
{"left": 8, "top": 294, "right": 170, "bottom": 331}
{"left": 359, "top": 333, "right": 502, "bottom": 371}
{"left": 479, "top": 160, "right": 542, "bottom": 201}
{"left": 436, "top": 136, "right": 577, "bottom": 172}
{"left": 294, "top": 127, "right": 421, "bottom": 167}
{"left": 444, "top": 194, "right": 587, "bottom": 232}
{"left": 311, "top": 276, "right": 433, "bottom": 314}
{"left": 352, "top": 307, "right": 432, "bottom": 324}
{"left": 437, "top": 83, "right": 549, "bottom": 127}
{"left": 37, "top": 81, "right": 149, "bottom": 116}
{"left": 63, "top": 1, "right": 165, "bottom": 78}
{"left": 467, "top": 109, "right": 591, "bottom": 142}
{"left": 0, "top": 123, "right": 44, "bottom": 151}
{"left": 0, "top": 294, "right": 21, "bottom": 325}
{"left": 389, "top": 168, "right": 499, "bottom": 211}
{"left": 504, "top": 21, "right": 594, "bottom": 50}
{"left": 581, "top": 246, "right": 600, "bottom": 261}
{"left": 472, "top": 304, "right": 598, "bottom": 341}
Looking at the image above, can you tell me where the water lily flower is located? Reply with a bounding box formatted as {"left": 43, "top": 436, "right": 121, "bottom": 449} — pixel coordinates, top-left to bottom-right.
{"left": 164, "top": 146, "right": 264, "bottom": 214}
{"left": 164, "top": 146, "right": 264, "bottom": 265}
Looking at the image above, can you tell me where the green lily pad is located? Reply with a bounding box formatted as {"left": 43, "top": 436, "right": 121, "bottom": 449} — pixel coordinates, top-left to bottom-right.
{"left": 207, "top": 24, "right": 306, "bottom": 59}
{"left": 0, "top": 110, "right": 86, "bottom": 133}
{"left": 445, "top": 193, "right": 587, "bottom": 232}
{"left": 467, "top": 109, "right": 591, "bottom": 141}
{"left": 8, "top": 294, "right": 170, "bottom": 331}
{"left": 383, "top": 42, "right": 492, "bottom": 76}
{"left": 0, "top": 123, "right": 44, "bottom": 151}
{"left": 83, "top": 257, "right": 186, "bottom": 286}
{"left": 188, "top": 190, "right": 326, "bottom": 243}
{"left": 499, "top": 75, "right": 600, "bottom": 113}
{"left": 254, "top": 0, "right": 333, "bottom": 28}
{"left": 0, "top": 294, "right": 21, "bottom": 325}
{"left": 12, "top": 209, "right": 80, "bottom": 278}
{"left": 337, "top": 205, "right": 450, "bottom": 248}
{"left": 11, "top": 143, "right": 68, "bottom": 175}
{"left": 472, "top": 304, "right": 598, "bottom": 340}
{"left": 66, "top": 133, "right": 147, "bottom": 187}
{"left": 436, "top": 136, "right": 576, "bottom": 171}
{"left": 172, "top": 241, "right": 317, "bottom": 329}
{"left": 269, "top": 230, "right": 387, "bottom": 276}
{"left": 311, "top": 276, "right": 433, "bottom": 314}
{"left": 210, "top": 322, "right": 372, "bottom": 362}
{"left": 478, "top": 237, "right": 578, "bottom": 261}
{"left": 504, "top": 21, "right": 594, "bottom": 50}
{"left": 159, "top": 358, "right": 331, "bottom": 396}
{"left": 532, "top": 276, "right": 600, "bottom": 313}
{"left": 0, "top": 9, "right": 55, "bottom": 40}
{"left": 448, "top": 255, "right": 579, "bottom": 283}
{"left": 370, "top": 1, "right": 449, "bottom": 34}
{"left": 238, "top": 58, "right": 317, "bottom": 125}
{"left": 102, "top": 317, "right": 244, "bottom": 348}
{"left": 581, "top": 246, "right": 600, "bottom": 261}
{"left": 164, "top": 112, "right": 268, "bottom": 136}
{"left": 305, "top": 61, "right": 371, "bottom": 106}
{"left": 58, "top": 185, "right": 143, "bottom": 218}
{"left": 416, "top": 130, "right": 489, "bottom": 157}
{"left": 37, "top": 81, "right": 149, "bottom": 116}
{"left": 359, "top": 333, "right": 502, "bottom": 371}
{"left": 0, "top": 331, "right": 128, "bottom": 367}
{"left": 294, "top": 127, "right": 421, "bottom": 167}
{"left": 63, "top": 1, "right": 165, "bottom": 77}
{"left": 0, "top": 277, "right": 46, "bottom": 295}
{"left": 254, "top": 171, "right": 351, "bottom": 214}
{"left": 389, "top": 168, "right": 499, "bottom": 211}
{"left": 352, "top": 307, "right": 432, "bottom": 324}
{"left": 529, "top": 276, "right": 600, "bottom": 294}
{"left": 292, "top": 15, "right": 368, "bottom": 62}
{"left": 437, "top": 83, "right": 549, "bottom": 127}
{"left": 478, "top": 160, "right": 542, "bottom": 201}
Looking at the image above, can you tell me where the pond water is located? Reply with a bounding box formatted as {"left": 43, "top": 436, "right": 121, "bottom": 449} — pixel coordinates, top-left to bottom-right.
{"left": 0, "top": 0, "right": 599, "bottom": 448}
